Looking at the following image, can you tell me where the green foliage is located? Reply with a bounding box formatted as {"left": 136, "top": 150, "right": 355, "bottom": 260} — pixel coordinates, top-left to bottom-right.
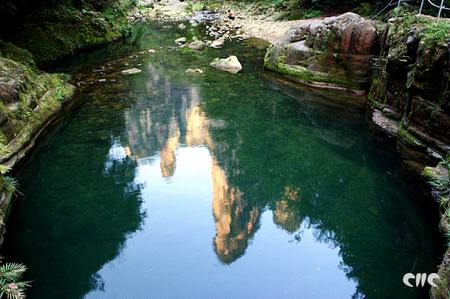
{"left": 423, "top": 165, "right": 450, "bottom": 193}
{"left": 0, "top": 166, "right": 11, "bottom": 176}
{"left": 393, "top": 13, "right": 450, "bottom": 44}
{"left": 352, "top": 2, "right": 377, "bottom": 16}
{"left": 192, "top": 2, "right": 207, "bottom": 11}
{"left": 0, "top": 260, "right": 29, "bottom": 299}
{"left": 1, "top": 176, "right": 18, "bottom": 194}
{"left": 301, "top": 9, "right": 322, "bottom": 19}
{"left": 0, "top": 42, "right": 35, "bottom": 68}
{"left": 422, "top": 18, "right": 450, "bottom": 44}
{"left": 3, "top": 0, "right": 131, "bottom": 63}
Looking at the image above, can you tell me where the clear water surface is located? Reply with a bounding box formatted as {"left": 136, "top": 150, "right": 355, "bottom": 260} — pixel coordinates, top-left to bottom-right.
{"left": 3, "top": 21, "right": 443, "bottom": 299}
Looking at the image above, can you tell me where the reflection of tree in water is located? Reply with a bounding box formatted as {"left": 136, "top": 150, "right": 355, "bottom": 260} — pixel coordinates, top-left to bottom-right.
{"left": 4, "top": 90, "right": 145, "bottom": 299}
{"left": 200, "top": 76, "right": 439, "bottom": 298}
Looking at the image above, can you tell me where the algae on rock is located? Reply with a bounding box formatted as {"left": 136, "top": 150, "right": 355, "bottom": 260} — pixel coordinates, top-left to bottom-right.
{"left": 264, "top": 13, "right": 382, "bottom": 93}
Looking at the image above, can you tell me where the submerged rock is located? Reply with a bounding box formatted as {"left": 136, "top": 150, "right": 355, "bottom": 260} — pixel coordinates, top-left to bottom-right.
{"left": 210, "top": 38, "right": 225, "bottom": 48}
{"left": 175, "top": 37, "right": 187, "bottom": 45}
{"left": 121, "top": 68, "right": 142, "bottom": 75}
{"left": 185, "top": 68, "right": 204, "bottom": 74}
{"left": 188, "top": 40, "right": 205, "bottom": 50}
{"left": 210, "top": 56, "right": 242, "bottom": 74}
{"left": 178, "top": 23, "right": 186, "bottom": 30}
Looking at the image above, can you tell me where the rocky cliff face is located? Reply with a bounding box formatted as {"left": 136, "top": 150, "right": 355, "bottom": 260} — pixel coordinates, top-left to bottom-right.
{"left": 369, "top": 15, "right": 450, "bottom": 297}
{"left": 0, "top": 57, "right": 74, "bottom": 167}
{"left": 370, "top": 15, "right": 450, "bottom": 168}
{"left": 265, "top": 13, "right": 450, "bottom": 298}
{"left": 264, "top": 13, "right": 382, "bottom": 94}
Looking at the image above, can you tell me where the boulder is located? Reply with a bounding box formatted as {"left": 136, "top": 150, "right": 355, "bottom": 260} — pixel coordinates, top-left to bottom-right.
{"left": 210, "top": 56, "right": 242, "bottom": 74}
{"left": 264, "top": 13, "right": 381, "bottom": 92}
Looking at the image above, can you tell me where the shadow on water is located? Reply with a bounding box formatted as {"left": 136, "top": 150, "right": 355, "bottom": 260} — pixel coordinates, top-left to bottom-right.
{"left": 3, "top": 21, "right": 444, "bottom": 299}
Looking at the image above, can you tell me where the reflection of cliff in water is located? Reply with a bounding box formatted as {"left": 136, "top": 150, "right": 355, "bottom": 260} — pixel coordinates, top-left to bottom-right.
{"left": 212, "top": 161, "right": 261, "bottom": 264}
{"left": 123, "top": 63, "right": 222, "bottom": 176}
{"left": 116, "top": 58, "right": 437, "bottom": 298}
{"left": 201, "top": 77, "right": 439, "bottom": 298}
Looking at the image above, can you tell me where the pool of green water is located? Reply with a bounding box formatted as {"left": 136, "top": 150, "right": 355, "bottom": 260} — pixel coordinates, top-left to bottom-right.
{"left": 3, "top": 21, "right": 443, "bottom": 299}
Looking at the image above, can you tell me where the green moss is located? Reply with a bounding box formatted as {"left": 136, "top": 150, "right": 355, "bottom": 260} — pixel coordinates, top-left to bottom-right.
{"left": 369, "top": 98, "right": 384, "bottom": 110}
{"left": 398, "top": 125, "right": 424, "bottom": 148}
{"left": 423, "top": 166, "right": 437, "bottom": 180}
{"left": 423, "top": 163, "right": 450, "bottom": 193}
{"left": 423, "top": 161, "right": 450, "bottom": 299}
{"left": 0, "top": 57, "right": 75, "bottom": 163}
{"left": 179, "top": 47, "right": 195, "bottom": 55}
{"left": 392, "top": 14, "right": 450, "bottom": 45}
{"left": 301, "top": 9, "right": 322, "bottom": 19}
{"left": 0, "top": 41, "right": 36, "bottom": 68}
{"left": 265, "top": 60, "right": 356, "bottom": 89}
{"left": 192, "top": 2, "right": 207, "bottom": 11}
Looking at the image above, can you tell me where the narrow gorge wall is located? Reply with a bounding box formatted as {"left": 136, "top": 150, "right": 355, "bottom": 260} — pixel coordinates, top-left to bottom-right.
{"left": 265, "top": 13, "right": 450, "bottom": 298}
{"left": 369, "top": 16, "right": 450, "bottom": 298}
{"left": 370, "top": 15, "right": 449, "bottom": 167}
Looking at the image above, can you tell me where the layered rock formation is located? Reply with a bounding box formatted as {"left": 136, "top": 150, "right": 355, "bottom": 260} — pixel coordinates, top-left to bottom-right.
{"left": 265, "top": 13, "right": 450, "bottom": 298}
{"left": 265, "top": 13, "right": 382, "bottom": 93}
{"left": 369, "top": 16, "right": 450, "bottom": 297}
{"left": 370, "top": 16, "right": 450, "bottom": 168}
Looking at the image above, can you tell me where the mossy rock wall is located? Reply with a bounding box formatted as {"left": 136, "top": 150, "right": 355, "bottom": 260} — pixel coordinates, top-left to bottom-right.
{"left": 369, "top": 16, "right": 450, "bottom": 298}
{"left": 0, "top": 52, "right": 74, "bottom": 245}
{"left": 369, "top": 15, "right": 450, "bottom": 166}
{"left": 0, "top": 57, "right": 75, "bottom": 165}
